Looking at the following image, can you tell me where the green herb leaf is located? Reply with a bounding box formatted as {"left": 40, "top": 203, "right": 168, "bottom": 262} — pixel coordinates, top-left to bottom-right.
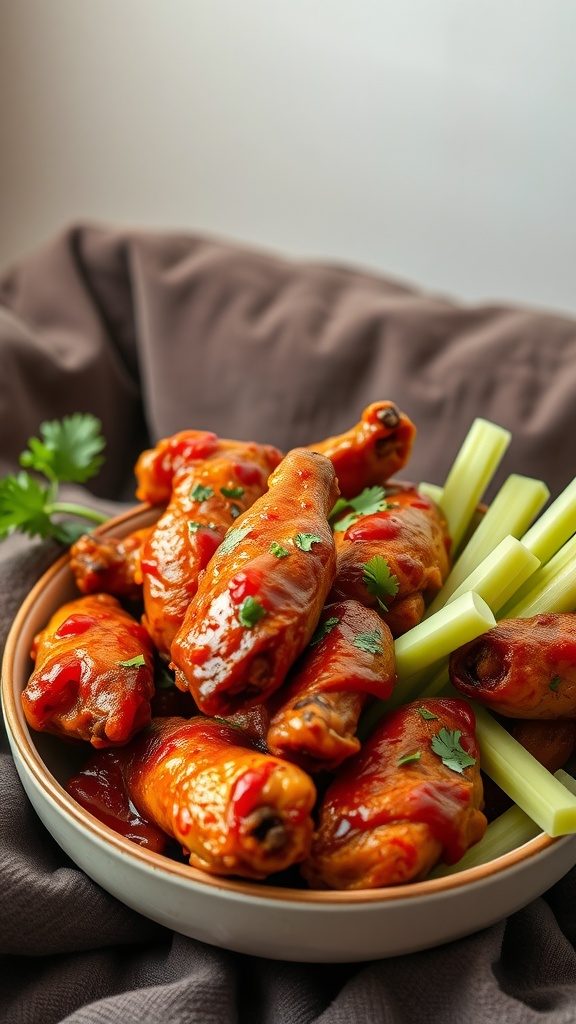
{"left": 549, "top": 676, "right": 562, "bottom": 692}
{"left": 0, "top": 473, "right": 53, "bottom": 539}
{"left": 398, "top": 751, "right": 422, "bottom": 766}
{"left": 19, "top": 413, "right": 105, "bottom": 483}
{"left": 309, "top": 616, "right": 340, "bottom": 647}
{"left": 270, "top": 541, "right": 289, "bottom": 559}
{"left": 295, "top": 533, "right": 322, "bottom": 551}
{"left": 417, "top": 707, "right": 439, "bottom": 721}
{"left": 220, "top": 486, "right": 245, "bottom": 499}
{"left": 332, "top": 486, "right": 390, "bottom": 533}
{"left": 187, "top": 520, "right": 217, "bottom": 534}
{"left": 238, "top": 596, "right": 267, "bottom": 628}
{"left": 362, "top": 555, "right": 400, "bottom": 611}
{"left": 353, "top": 629, "right": 384, "bottom": 655}
{"left": 430, "top": 728, "right": 477, "bottom": 774}
{"left": 220, "top": 523, "right": 252, "bottom": 555}
{"left": 118, "top": 654, "right": 146, "bottom": 668}
{"left": 190, "top": 484, "right": 214, "bottom": 502}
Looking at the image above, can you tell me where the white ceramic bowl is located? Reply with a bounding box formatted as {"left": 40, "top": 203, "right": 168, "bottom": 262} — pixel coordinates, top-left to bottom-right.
{"left": 3, "top": 505, "right": 576, "bottom": 963}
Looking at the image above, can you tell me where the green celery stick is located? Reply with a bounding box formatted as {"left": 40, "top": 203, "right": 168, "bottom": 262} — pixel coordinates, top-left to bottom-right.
{"left": 501, "top": 533, "right": 576, "bottom": 618}
{"left": 473, "top": 704, "right": 576, "bottom": 836}
{"left": 425, "top": 474, "right": 549, "bottom": 617}
{"left": 394, "top": 591, "right": 495, "bottom": 681}
{"left": 521, "top": 476, "right": 576, "bottom": 564}
{"left": 438, "top": 419, "right": 511, "bottom": 554}
{"left": 417, "top": 481, "right": 444, "bottom": 506}
{"left": 439, "top": 536, "right": 539, "bottom": 615}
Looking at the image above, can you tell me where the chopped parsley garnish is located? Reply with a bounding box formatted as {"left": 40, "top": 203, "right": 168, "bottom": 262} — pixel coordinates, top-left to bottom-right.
{"left": 238, "top": 596, "right": 267, "bottom": 628}
{"left": 187, "top": 520, "right": 217, "bottom": 534}
{"left": 309, "top": 616, "right": 340, "bottom": 647}
{"left": 353, "top": 629, "right": 384, "bottom": 655}
{"left": 362, "top": 555, "right": 400, "bottom": 611}
{"left": 431, "top": 728, "right": 476, "bottom": 774}
{"left": 220, "top": 486, "right": 245, "bottom": 499}
{"left": 295, "top": 533, "right": 322, "bottom": 551}
{"left": 398, "top": 751, "right": 422, "bottom": 766}
{"left": 118, "top": 654, "right": 146, "bottom": 668}
{"left": 549, "top": 676, "right": 562, "bottom": 692}
{"left": 220, "top": 523, "right": 252, "bottom": 554}
{"left": 0, "top": 414, "right": 108, "bottom": 544}
{"left": 270, "top": 541, "right": 289, "bottom": 559}
{"left": 331, "top": 486, "right": 390, "bottom": 533}
{"left": 190, "top": 484, "right": 214, "bottom": 502}
{"left": 417, "top": 707, "right": 439, "bottom": 721}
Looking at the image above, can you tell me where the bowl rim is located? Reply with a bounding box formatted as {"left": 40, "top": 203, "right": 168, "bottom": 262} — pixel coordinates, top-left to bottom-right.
{"left": 0, "top": 503, "right": 564, "bottom": 906}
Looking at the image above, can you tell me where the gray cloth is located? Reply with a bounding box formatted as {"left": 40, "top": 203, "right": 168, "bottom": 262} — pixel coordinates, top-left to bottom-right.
{"left": 1, "top": 225, "right": 576, "bottom": 1023}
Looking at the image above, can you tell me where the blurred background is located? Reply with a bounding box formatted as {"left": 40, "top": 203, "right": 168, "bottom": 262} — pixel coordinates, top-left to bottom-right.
{"left": 0, "top": 0, "right": 574, "bottom": 314}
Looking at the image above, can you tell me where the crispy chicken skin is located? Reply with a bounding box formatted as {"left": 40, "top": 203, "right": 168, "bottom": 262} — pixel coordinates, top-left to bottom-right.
{"left": 70, "top": 527, "right": 151, "bottom": 601}
{"left": 22, "top": 594, "right": 155, "bottom": 748}
{"left": 140, "top": 442, "right": 282, "bottom": 657}
{"left": 449, "top": 613, "right": 576, "bottom": 718}
{"left": 266, "top": 600, "right": 397, "bottom": 772}
{"left": 329, "top": 482, "right": 451, "bottom": 636}
{"left": 68, "top": 716, "right": 317, "bottom": 879}
{"left": 170, "top": 449, "right": 339, "bottom": 716}
{"left": 302, "top": 698, "right": 486, "bottom": 890}
{"left": 307, "top": 401, "right": 416, "bottom": 498}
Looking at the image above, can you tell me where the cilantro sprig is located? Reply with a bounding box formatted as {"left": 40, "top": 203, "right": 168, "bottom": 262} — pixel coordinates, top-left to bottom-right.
{"left": 0, "top": 414, "right": 108, "bottom": 544}
{"left": 362, "top": 555, "right": 400, "bottom": 611}
{"left": 330, "top": 486, "right": 390, "bottom": 533}
{"left": 430, "top": 728, "right": 477, "bottom": 774}
{"left": 353, "top": 629, "right": 384, "bottom": 655}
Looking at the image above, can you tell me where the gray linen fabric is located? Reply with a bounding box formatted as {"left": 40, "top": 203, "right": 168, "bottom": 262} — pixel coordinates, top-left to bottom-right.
{"left": 1, "top": 226, "right": 576, "bottom": 1023}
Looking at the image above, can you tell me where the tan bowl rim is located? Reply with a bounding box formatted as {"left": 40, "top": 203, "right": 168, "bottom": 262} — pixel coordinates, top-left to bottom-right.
{"left": 0, "top": 504, "right": 563, "bottom": 906}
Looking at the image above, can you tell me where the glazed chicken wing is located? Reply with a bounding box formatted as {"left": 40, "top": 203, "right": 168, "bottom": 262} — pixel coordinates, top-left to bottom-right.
{"left": 140, "top": 442, "right": 282, "bottom": 657}
{"left": 70, "top": 527, "right": 151, "bottom": 601}
{"left": 329, "top": 482, "right": 451, "bottom": 636}
{"left": 308, "top": 401, "right": 415, "bottom": 498}
{"left": 302, "top": 698, "right": 486, "bottom": 889}
{"left": 266, "top": 599, "right": 396, "bottom": 772}
{"left": 22, "top": 593, "right": 155, "bottom": 747}
{"left": 170, "top": 449, "right": 339, "bottom": 716}
{"left": 68, "top": 716, "right": 317, "bottom": 878}
{"left": 449, "top": 612, "right": 576, "bottom": 718}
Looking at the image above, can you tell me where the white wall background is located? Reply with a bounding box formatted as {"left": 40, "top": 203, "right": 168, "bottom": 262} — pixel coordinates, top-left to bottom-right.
{"left": 0, "top": 1, "right": 575, "bottom": 314}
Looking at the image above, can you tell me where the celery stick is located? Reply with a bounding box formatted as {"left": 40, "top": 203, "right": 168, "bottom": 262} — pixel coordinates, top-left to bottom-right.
{"left": 394, "top": 591, "right": 495, "bottom": 681}
{"left": 429, "top": 771, "right": 576, "bottom": 878}
{"left": 441, "top": 536, "right": 539, "bottom": 614}
{"left": 425, "top": 474, "right": 549, "bottom": 616}
{"left": 438, "top": 419, "right": 511, "bottom": 553}
{"left": 417, "top": 482, "right": 444, "bottom": 506}
{"left": 501, "top": 533, "right": 576, "bottom": 618}
{"left": 521, "top": 476, "right": 576, "bottom": 564}
{"left": 473, "top": 704, "right": 576, "bottom": 836}
{"left": 358, "top": 593, "right": 495, "bottom": 736}
{"left": 394, "top": 540, "right": 538, "bottom": 705}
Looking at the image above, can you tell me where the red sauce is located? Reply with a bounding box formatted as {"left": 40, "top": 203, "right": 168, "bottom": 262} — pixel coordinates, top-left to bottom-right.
{"left": 345, "top": 513, "right": 402, "bottom": 542}
{"left": 140, "top": 558, "right": 161, "bottom": 580}
{"left": 55, "top": 614, "right": 96, "bottom": 638}
{"left": 230, "top": 761, "right": 275, "bottom": 823}
{"left": 232, "top": 460, "right": 266, "bottom": 487}
{"left": 228, "top": 570, "right": 262, "bottom": 604}
{"left": 68, "top": 754, "right": 168, "bottom": 852}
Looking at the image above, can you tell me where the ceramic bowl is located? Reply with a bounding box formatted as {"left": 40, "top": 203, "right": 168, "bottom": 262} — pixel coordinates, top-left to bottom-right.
{"left": 3, "top": 505, "right": 576, "bottom": 963}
